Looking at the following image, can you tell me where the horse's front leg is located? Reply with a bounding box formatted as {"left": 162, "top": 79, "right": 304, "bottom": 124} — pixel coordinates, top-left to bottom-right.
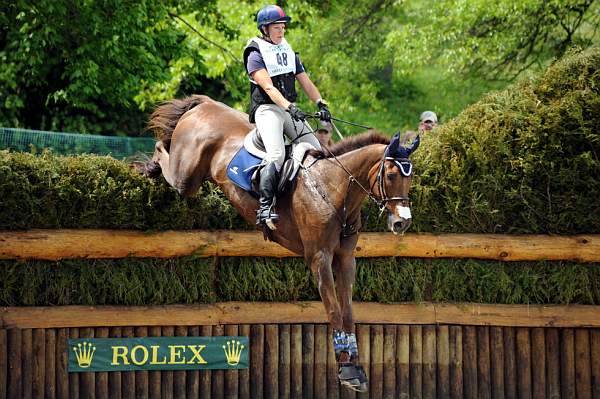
{"left": 308, "top": 250, "right": 343, "bottom": 331}
{"left": 332, "top": 242, "right": 368, "bottom": 392}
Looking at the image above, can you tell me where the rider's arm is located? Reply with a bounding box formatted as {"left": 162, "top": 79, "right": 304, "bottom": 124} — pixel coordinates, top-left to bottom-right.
{"left": 251, "top": 69, "right": 293, "bottom": 110}
{"left": 296, "top": 72, "right": 322, "bottom": 104}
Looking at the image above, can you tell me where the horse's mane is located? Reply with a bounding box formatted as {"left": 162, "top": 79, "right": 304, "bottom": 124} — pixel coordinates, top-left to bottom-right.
{"left": 312, "top": 130, "right": 390, "bottom": 158}
{"left": 147, "top": 95, "right": 213, "bottom": 148}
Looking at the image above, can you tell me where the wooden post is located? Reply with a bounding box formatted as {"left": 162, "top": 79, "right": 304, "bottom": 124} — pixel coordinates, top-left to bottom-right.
{"left": 238, "top": 324, "right": 251, "bottom": 399}
{"left": 575, "top": 329, "right": 592, "bottom": 399}
{"left": 561, "top": 329, "right": 576, "bottom": 399}
{"left": 396, "top": 325, "right": 410, "bottom": 399}
{"left": 370, "top": 324, "right": 384, "bottom": 399}
{"left": 120, "top": 327, "right": 135, "bottom": 399}
{"left": 211, "top": 324, "right": 224, "bottom": 399}
{"left": 422, "top": 325, "right": 436, "bottom": 399}
{"left": 314, "top": 325, "right": 327, "bottom": 399}
{"left": 326, "top": 325, "right": 340, "bottom": 399}
{"left": 224, "top": 324, "right": 239, "bottom": 399}
{"left": 200, "top": 325, "right": 213, "bottom": 399}
{"left": 449, "top": 326, "right": 463, "bottom": 399}
{"left": 186, "top": 326, "right": 200, "bottom": 399}
{"left": 56, "top": 328, "right": 70, "bottom": 399}
{"left": 383, "top": 325, "right": 396, "bottom": 399}
{"left": 278, "top": 324, "right": 290, "bottom": 399}
{"left": 409, "top": 325, "right": 423, "bottom": 399}
{"left": 33, "top": 328, "right": 45, "bottom": 399}
{"left": 7, "top": 329, "right": 22, "bottom": 399}
{"left": 530, "top": 328, "right": 546, "bottom": 399}
{"left": 108, "top": 327, "right": 122, "bottom": 399}
{"left": 357, "top": 324, "right": 371, "bottom": 399}
{"left": 489, "top": 326, "right": 504, "bottom": 399}
{"left": 249, "top": 325, "right": 264, "bottom": 399}
{"left": 302, "top": 324, "right": 315, "bottom": 399}
{"left": 545, "top": 328, "right": 560, "bottom": 399}
{"left": 0, "top": 329, "right": 7, "bottom": 399}
{"left": 463, "top": 326, "right": 477, "bottom": 399}
{"left": 133, "top": 326, "right": 148, "bottom": 399}
{"left": 94, "top": 327, "right": 108, "bottom": 399}
{"left": 174, "top": 325, "right": 188, "bottom": 399}
{"left": 147, "top": 326, "right": 161, "bottom": 399}
{"left": 503, "top": 327, "right": 517, "bottom": 399}
{"left": 516, "top": 327, "right": 532, "bottom": 399}
{"left": 80, "top": 327, "right": 95, "bottom": 399}
{"left": 161, "top": 326, "right": 175, "bottom": 399}
{"left": 69, "top": 328, "right": 80, "bottom": 399}
{"left": 21, "top": 328, "right": 33, "bottom": 399}
{"left": 591, "top": 329, "right": 600, "bottom": 399}
{"left": 291, "top": 325, "right": 303, "bottom": 399}
{"left": 477, "top": 326, "right": 491, "bottom": 399}
{"left": 264, "top": 324, "right": 279, "bottom": 399}
{"left": 436, "top": 325, "right": 450, "bottom": 399}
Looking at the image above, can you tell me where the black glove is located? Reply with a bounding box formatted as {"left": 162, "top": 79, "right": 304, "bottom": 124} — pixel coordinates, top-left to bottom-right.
{"left": 317, "top": 99, "right": 331, "bottom": 122}
{"left": 287, "top": 104, "right": 306, "bottom": 122}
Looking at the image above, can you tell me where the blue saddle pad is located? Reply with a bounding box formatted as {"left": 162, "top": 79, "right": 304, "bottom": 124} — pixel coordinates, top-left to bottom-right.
{"left": 227, "top": 146, "right": 263, "bottom": 191}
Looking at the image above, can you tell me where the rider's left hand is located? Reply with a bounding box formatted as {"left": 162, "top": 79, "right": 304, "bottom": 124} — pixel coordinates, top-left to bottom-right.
{"left": 317, "top": 99, "right": 331, "bottom": 122}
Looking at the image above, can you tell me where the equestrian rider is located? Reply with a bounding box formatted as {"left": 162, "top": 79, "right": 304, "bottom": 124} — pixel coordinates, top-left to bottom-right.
{"left": 243, "top": 4, "right": 331, "bottom": 228}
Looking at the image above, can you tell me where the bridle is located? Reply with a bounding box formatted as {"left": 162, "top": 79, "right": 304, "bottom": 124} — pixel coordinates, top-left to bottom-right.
{"left": 303, "top": 137, "right": 414, "bottom": 237}
{"left": 372, "top": 155, "right": 413, "bottom": 216}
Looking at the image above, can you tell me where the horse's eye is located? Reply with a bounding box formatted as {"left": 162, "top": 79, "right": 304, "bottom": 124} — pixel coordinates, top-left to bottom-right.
{"left": 386, "top": 173, "right": 397, "bottom": 181}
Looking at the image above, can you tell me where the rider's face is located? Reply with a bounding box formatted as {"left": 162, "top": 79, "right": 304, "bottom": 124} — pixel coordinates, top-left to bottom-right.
{"left": 267, "top": 23, "right": 286, "bottom": 44}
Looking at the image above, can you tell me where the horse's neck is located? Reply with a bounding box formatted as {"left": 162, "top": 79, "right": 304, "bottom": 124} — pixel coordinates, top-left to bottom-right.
{"left": 333, "top": 144, "right": 385, "bottom": 211}
{"left": 337, "top": 144, "right": 385, "bottom": 185}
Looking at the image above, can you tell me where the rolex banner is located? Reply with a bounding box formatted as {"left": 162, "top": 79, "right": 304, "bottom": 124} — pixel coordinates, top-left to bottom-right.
{"left": 68, "top": 337, "right": 249, "bottom": 372}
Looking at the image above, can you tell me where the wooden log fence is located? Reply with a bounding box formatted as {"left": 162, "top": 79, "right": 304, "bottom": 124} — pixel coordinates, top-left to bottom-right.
{"left": 1, "top": 229, "right": 599, "bottom": 262}
{"left": 2, "top": 314, "right": 600, "bottom": 398}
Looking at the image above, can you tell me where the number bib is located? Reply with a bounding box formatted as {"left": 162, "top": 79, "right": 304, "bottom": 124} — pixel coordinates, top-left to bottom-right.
{"left": 251, "top": 37, "right": 296, "bottom": 78}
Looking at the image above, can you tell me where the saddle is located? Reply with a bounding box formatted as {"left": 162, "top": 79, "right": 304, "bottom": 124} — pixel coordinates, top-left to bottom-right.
{"left": 226, "top": 128, "right": 315, "bottom": 196}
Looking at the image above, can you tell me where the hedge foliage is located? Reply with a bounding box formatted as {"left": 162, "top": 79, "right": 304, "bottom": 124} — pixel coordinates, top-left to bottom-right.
{"left": 1, "top": 49, "right": 599, "bottom": 307}
{"left": 1, "top": 48, "right": 598, "bottom": 234}
{"left": 411, "top": 47, "right": 600, "bottom": 234}
{"left": 1, "top": 257, "right": 599, "bottom": 306}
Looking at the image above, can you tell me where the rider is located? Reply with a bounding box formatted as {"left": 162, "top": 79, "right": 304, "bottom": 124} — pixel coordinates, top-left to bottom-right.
{"left": 243, "top": 4, "right": 331, "bottom": 228}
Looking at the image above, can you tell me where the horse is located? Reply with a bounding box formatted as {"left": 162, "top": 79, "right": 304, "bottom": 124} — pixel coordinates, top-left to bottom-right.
{"left": 134, "top": 94, "right": 419, "bottom": 392}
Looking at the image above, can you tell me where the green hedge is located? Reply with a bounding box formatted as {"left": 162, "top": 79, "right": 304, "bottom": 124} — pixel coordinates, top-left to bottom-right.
{"left": 1, "top": 257, "right": 599, "bottom": 306}
{"left": 411, "top": 47, "right": 600, "bottom": 234}
{"left": 1, "top": 48, "right": 599, "bottom": 307}
{"left": 1, "top": 48, "right": 598, "bottom": 234}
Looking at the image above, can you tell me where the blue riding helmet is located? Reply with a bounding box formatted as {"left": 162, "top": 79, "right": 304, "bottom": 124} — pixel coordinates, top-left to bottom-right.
{"left": 257, "top": 5, "right": 291, "bottom": 32}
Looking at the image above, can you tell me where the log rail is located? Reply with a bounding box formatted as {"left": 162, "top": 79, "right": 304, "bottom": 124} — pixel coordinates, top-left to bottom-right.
{"left": 1, "top": 229, "right": 599, "bottom": 262}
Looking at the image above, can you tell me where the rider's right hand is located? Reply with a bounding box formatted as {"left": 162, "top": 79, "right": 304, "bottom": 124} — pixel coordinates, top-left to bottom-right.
{"left": 287, "top": 104, "right": 306, "bottom": 122}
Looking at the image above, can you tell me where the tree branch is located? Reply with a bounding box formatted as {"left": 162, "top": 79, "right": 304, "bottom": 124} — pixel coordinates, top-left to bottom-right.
{"left": 168, "top": 12, "right": 241, "bottom": 65}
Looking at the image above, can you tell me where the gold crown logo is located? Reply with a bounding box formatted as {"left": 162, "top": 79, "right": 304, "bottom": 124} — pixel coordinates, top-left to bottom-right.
{"left": 73, "top": 342, "right": 96, "bottom": 368}
{"left": 222, "top": 340, "right": 245, "bottom": 366}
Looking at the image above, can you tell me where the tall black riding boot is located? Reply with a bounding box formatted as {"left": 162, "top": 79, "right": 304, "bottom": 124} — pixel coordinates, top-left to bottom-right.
{"left": 256, "top": 162, "right": 280, "bottom": 229}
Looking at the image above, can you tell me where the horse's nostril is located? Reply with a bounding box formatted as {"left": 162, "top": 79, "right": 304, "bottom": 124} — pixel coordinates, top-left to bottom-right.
{"left": 393, "top": 221, "right": 404, "bottom": 231}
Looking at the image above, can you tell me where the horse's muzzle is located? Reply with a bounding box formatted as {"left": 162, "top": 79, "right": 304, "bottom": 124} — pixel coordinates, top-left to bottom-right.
{"left": 388, "top": 206, "right": 412, "bottom": 235}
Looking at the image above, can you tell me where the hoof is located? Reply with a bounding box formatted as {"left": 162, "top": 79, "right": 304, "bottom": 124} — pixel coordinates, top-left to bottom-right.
{"left": 339, "top": 363, "right": 368, "bottom": 392}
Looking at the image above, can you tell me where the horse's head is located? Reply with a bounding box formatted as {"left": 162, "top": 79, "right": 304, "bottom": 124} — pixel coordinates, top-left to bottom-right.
{"left": 371, "top": 133, "right": 420, "bottom": 235}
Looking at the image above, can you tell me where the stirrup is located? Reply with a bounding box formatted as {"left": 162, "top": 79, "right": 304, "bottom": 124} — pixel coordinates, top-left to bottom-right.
{"left": 256, "top": 209, "right": 279, "bottom": 231}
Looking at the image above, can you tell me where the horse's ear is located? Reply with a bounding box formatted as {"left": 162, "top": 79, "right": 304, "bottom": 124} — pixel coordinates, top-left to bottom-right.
{"left": 385, "top": 132, "right": 401, "bottom": 158}
{"left": 404, "top": 134, "right": 420, "bottom": 156}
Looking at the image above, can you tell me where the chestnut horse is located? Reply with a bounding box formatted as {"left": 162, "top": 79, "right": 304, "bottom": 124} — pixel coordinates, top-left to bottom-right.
{"left": 135, "top": 95, "right": 419, "bottom": 392}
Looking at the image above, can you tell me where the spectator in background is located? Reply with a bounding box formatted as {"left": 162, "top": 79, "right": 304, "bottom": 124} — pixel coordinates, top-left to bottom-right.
{"left": 401, "top": 110, "right": 438, "bottom": 145}
{"left": 315, "top": 120, "right": 334, "bottom": 147}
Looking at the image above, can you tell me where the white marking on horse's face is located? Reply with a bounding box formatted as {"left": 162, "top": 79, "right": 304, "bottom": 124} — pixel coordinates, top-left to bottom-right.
{"left": 396, "top": 205, "right": 412, "bottom": 220}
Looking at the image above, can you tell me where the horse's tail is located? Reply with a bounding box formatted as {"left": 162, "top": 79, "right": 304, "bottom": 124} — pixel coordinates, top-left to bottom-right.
{"left": 147, "top": 94, "right": 211, "bottom": 151}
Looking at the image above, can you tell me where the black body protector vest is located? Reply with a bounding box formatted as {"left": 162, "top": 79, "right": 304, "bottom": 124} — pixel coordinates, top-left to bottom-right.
{"left": 243, "top": 37, "right": 298, "bottom": 123}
